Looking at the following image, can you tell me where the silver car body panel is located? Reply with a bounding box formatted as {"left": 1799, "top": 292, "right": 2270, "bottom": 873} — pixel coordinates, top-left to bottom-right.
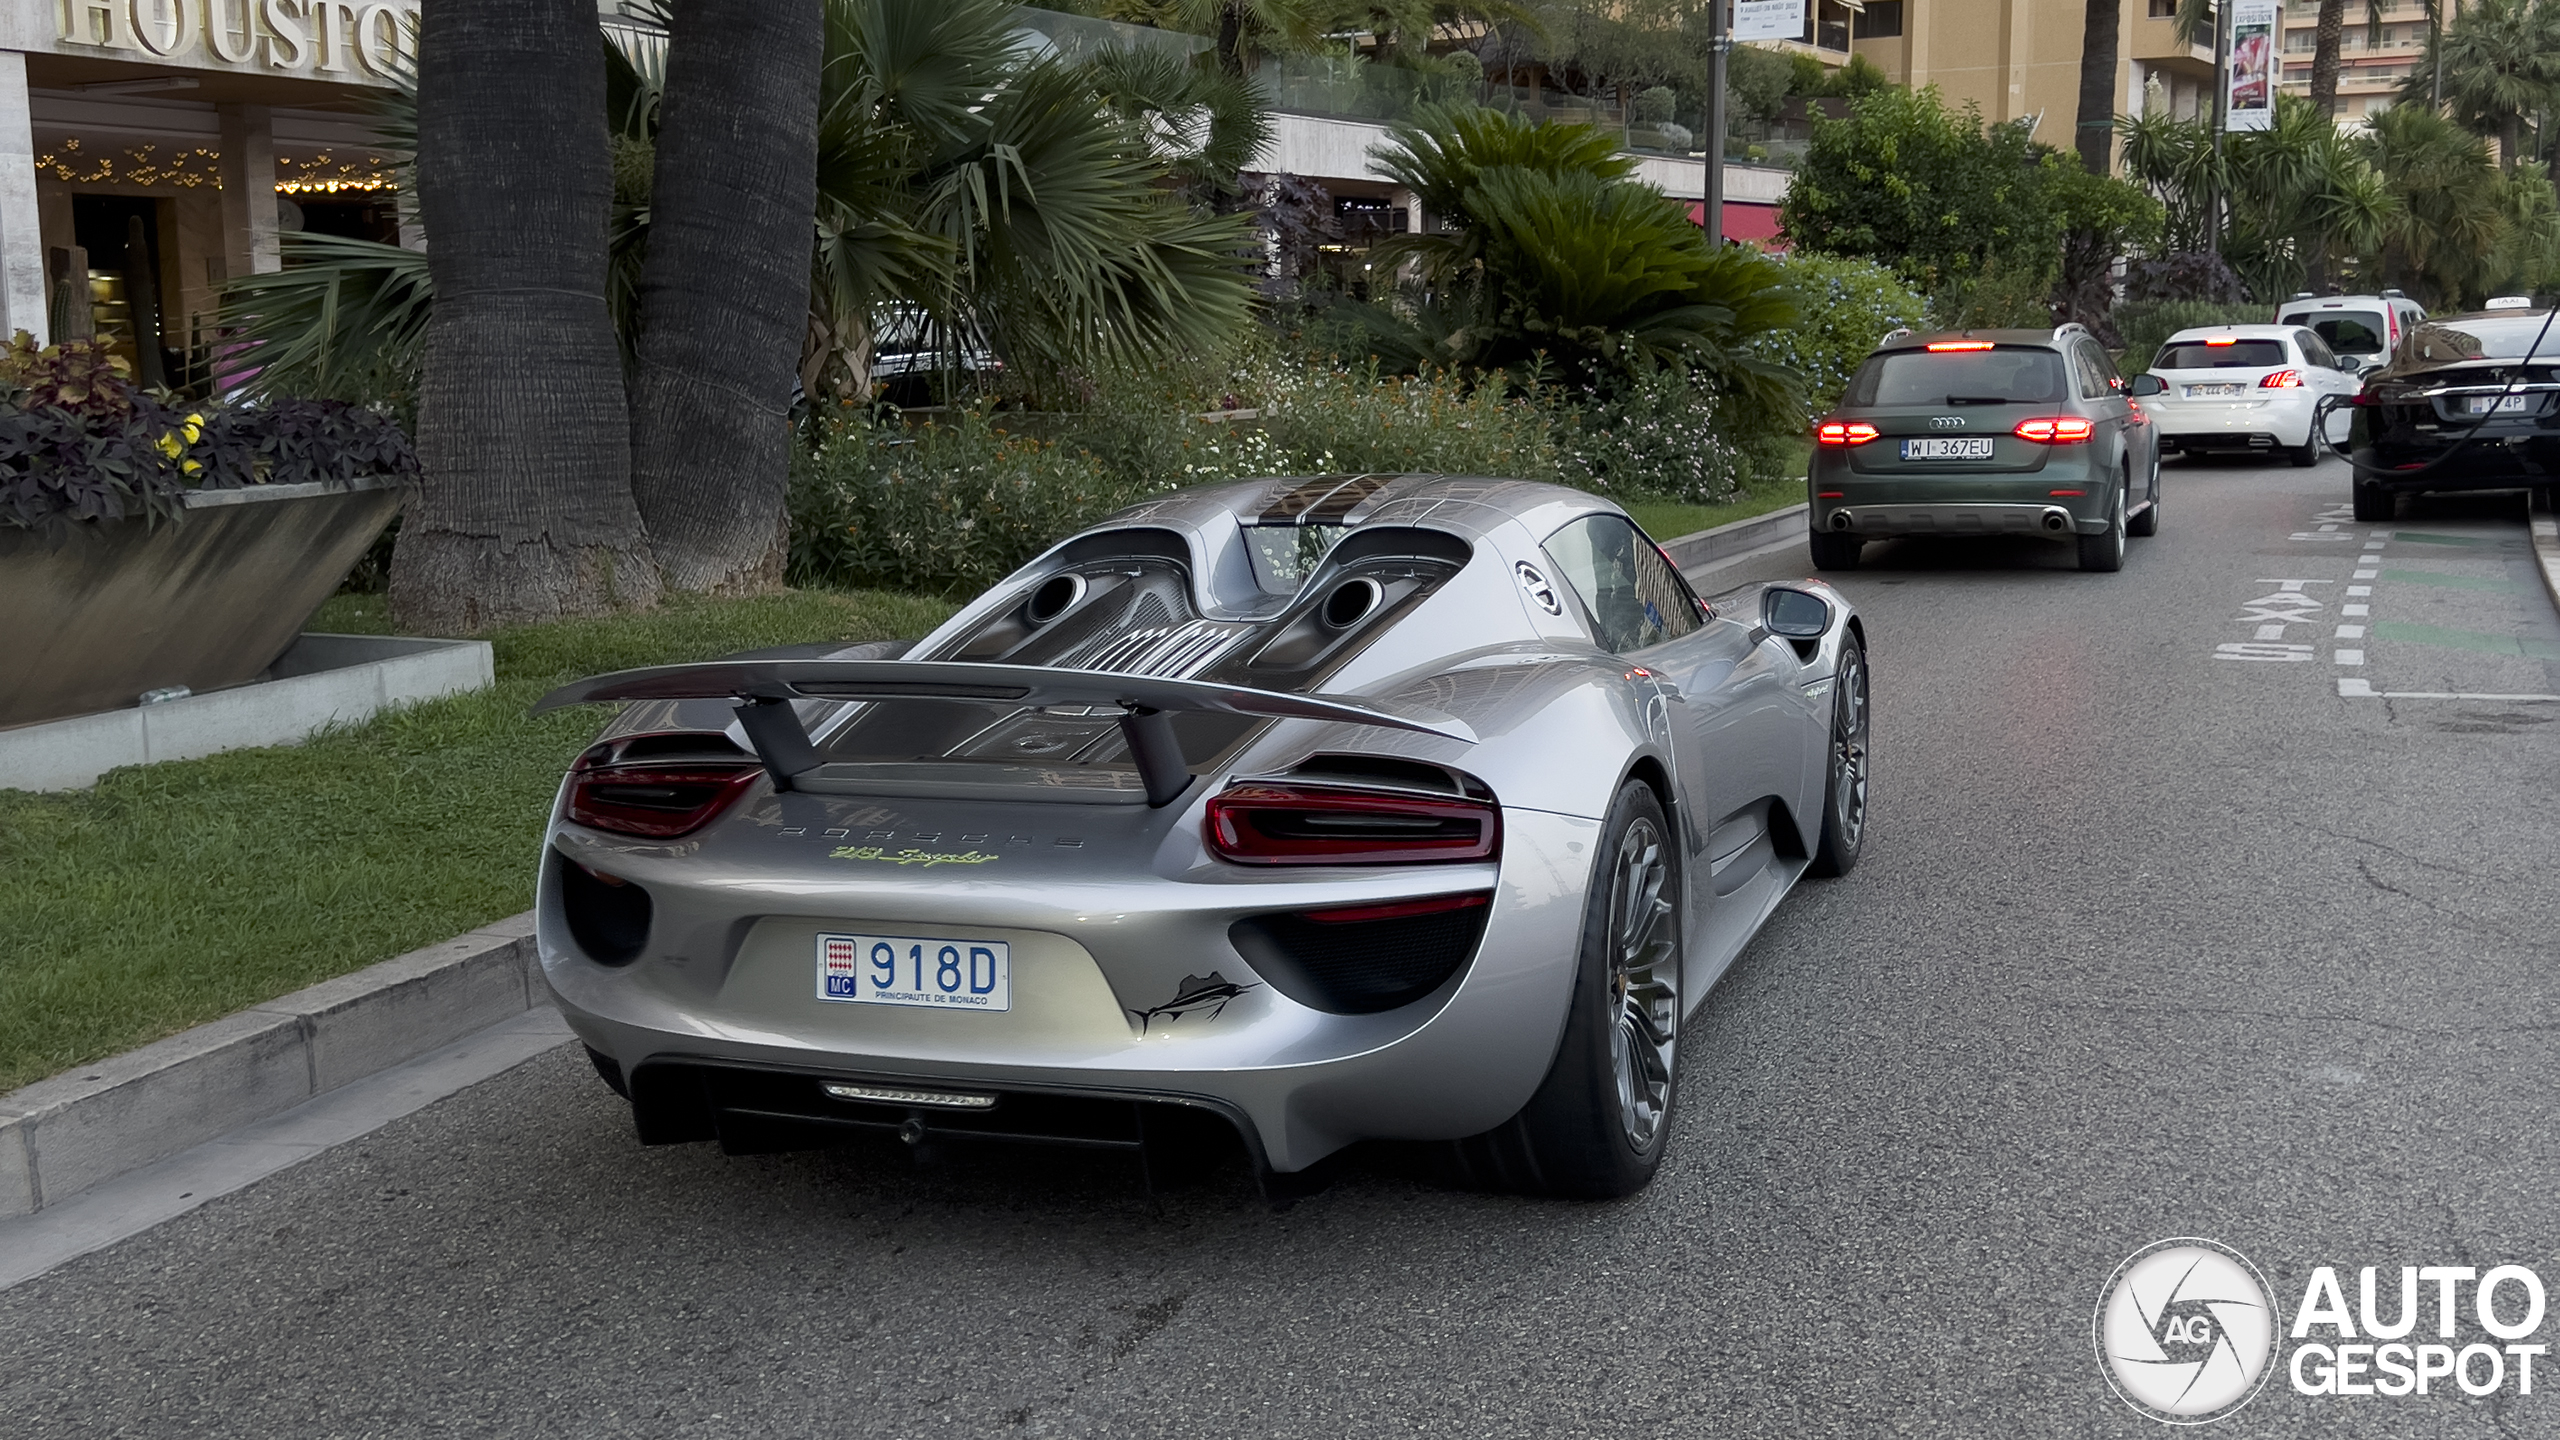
{"left": 537, "top": 474, "right": 1860, "bottom": 1173}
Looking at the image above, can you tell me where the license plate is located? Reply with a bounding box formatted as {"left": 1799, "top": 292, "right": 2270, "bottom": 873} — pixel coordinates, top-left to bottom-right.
{"left": 2466, "top": 395, "right": 2533, "bottom": 414}
{"left": 1900, "top": 437, "right": 1994, "bottom": 460}
{"left": 818, "top": 932, "right": 1011, "bottom": 1011}
{"left": 2185, "top": 384, "right": 2246, "bottom": 399}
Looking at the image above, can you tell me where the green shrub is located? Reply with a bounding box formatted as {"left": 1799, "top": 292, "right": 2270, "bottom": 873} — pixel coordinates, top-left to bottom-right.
{"left": 1550, "top": 368, "right": 1746, "bottom": 505}
{"left": 2114, "top": 299, "right": 2272, "bottom": 370}
{"left": 1750, "top": 254, "right": 1927, "bottom": 410}
{"left": 788, "top": 411, "right": 1141, "bottom": 596}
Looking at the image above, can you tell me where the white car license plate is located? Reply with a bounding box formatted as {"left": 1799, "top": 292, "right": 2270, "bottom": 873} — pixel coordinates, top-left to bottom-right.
{"left": 1900, "top": 437, "right": 1994, "bottom": 460}
{"left": 818, "top": 932, "right": 1011, "bottom": 1011}
{"left": 2185, "top": 383, "right": 2246, "bottom": 398}
{"left": 2467, "top": 394, "right": 2533, "bottom": 414}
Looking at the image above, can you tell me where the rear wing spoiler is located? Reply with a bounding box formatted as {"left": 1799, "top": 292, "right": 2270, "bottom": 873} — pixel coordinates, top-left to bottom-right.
{"left": 533, "top": 660, "right": 1474, "bottom": 807}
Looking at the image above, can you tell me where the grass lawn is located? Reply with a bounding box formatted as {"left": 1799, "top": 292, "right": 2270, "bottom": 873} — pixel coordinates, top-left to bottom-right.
{"left": 0, "top": 588, "right": 953, "bottom": 1094}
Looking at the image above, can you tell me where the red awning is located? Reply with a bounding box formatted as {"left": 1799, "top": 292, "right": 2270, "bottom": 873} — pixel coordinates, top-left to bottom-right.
{"left": 1688, "top": 201, "right": 1786, "bottom": 249}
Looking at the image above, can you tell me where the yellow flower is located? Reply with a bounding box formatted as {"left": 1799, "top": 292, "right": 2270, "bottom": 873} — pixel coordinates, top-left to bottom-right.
{"left": 156, "top": 432, "right": 182, "bottom": 459}
{"left": 181, "top": 459, "right": 202, "bottom": 474}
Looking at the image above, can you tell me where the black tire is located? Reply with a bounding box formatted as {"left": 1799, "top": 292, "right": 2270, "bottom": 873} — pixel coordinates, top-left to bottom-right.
{"left": 1456, "top": 779, "right": 1680, "bottom": 1199}
{"left": 2077, "top": 479, "right": 2127, "bottom": 572}
{"left": 2127, "top": 487, "right": 2160, "bottom": 537}
{"left": 1808, "top": 634, "right": 1870, "bottom": 878}
{"left": 2352, "top": 482, "right": 2394, "bottom": 522}
{"left": 2288, "top": 432, "right": 2320, "bottom": 467}
{"left": 1808, "top": 531, "right": 1863, "bottom": 571}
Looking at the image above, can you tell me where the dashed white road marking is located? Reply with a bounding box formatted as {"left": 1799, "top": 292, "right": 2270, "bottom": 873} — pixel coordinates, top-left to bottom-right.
{"left": 2338, "top": 678, "right": 2560, "bottom": 701}
{"left": 2255, "top": 624, "right": 2288, "bottom": 640}
{"left": 2342, "top": 604, "right": 2369, "bottom": 616}
{"left": 2336, "top": 625, "right": 2366, "bottom": 639}
{"left": 2347, "top": 585, "right": 2372, "bottom": 596}
{"left": 2336, "top": 649, "right": 2366, "bottom": 665}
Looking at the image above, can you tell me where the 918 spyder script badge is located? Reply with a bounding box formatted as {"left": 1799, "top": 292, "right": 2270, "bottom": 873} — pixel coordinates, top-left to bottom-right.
{"left": 830, "top": 846, "right": 1000, "bottom": 867}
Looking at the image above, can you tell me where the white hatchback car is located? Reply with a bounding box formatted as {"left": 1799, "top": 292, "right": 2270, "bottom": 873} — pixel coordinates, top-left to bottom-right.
{"left": 2130, "top": 325, "right": 2361, "bottom": 466}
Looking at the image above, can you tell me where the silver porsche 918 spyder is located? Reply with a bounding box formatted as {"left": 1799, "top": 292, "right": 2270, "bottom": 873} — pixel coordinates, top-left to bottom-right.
{"left": 534, "top": 474, "right": 1869, "bottom": 1199}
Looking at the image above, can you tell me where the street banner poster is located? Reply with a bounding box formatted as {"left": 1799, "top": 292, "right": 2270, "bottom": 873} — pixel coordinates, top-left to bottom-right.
{"left": 1733, "top": 0, "right": 1806, "bottom": 43}
{"left": 2225, "top": 0, "right": 2279, "bottom": 132}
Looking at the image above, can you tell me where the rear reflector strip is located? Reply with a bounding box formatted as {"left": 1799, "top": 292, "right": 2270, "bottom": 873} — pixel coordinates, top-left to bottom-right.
{"left": 821, "top": 1082, "right": 999, "bottom": 1110}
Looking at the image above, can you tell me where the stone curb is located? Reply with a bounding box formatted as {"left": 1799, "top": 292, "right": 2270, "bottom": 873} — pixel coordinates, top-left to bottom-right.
{"left": 1660, "top": 502, "right": 1809, "bottom": 573}
{"left": 0, "top": 912, "right": 539, "bottom": 1218}
{"left": 2530, "top": 514, "right": 2560, "bottom": 621}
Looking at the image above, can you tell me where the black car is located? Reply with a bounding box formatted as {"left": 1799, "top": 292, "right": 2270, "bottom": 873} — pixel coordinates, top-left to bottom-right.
{"left": 2351, "top": 304, "right": 2560, "bottom": 520}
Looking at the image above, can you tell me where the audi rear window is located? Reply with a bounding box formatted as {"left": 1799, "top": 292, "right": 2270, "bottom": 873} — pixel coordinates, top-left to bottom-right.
{"left": 2279, "top": 311, "right": 2387, "bottom": 355}
{"left": 1848, "top": 348, "right": 2066, "bottom": 406}
{"left": 2156, "top": 340, "right": 2288, "bottom": 369}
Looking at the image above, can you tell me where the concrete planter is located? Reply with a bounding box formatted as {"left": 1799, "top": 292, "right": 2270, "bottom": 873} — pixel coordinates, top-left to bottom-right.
{"left": 0, "top": 476, "right": 403, "bottom": 729}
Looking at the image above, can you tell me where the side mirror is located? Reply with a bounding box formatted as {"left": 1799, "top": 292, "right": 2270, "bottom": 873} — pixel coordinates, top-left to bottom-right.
{"left": 2128, "top": 373, "right": 2168, "bottom": 397}
{"left": 1762, "top": 587, "right": 1830, "bottom": 639}
{"left": 2338, "top": 357, "right": 2364, "bottom": 373}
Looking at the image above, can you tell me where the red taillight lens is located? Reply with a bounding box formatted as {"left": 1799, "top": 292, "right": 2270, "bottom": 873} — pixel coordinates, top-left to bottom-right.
{"left": 2012, "top": 416, "right": 2096, "bottom": 443}
{"left": 566, "top": 745, "right": 763, "bottom": 838}
{"left": 2259, "top": 369, "right": 2303, "bottom": 388}
{"left": 1816, "top": 421, "right": 1880, "bottom": 446}
{"left": 1205, "top": 784, "right": 1500, "bottom": 865}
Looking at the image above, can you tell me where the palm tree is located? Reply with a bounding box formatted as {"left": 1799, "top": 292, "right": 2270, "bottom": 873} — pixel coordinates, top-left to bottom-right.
{"left": 627, "top": 0, "right": 823, "bottom": 596}
{"left": 2366, "top": 100, "right": 2505, "bottom": 299}
{"left": 2074, "top": 0, "right": 2122, "bottom": 174}
{"left": 1360, "top": 103, "right": 1801, "bottom": 406}
{"left": 2398, "top": 0, "right": 2560, "bottom": 168}
{"left": 394, "top": 0, "right": 660, "bottom": 633}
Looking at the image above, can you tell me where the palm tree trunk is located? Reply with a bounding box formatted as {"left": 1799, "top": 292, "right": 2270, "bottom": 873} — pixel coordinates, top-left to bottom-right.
{"left": 2075, "top": 0, "right": 2123, "bottom": 174}
{"left": 2310, "top": 0, "right": 2346, "bottom": 115}
{"left": 393, "top": 0, "right": 659, "bottom": 634}
{"left": 1217, "top": 3, "right": 1247, "bottom": 78}
{"left": 627, "top": 0, "right": 823, "bottom": 594}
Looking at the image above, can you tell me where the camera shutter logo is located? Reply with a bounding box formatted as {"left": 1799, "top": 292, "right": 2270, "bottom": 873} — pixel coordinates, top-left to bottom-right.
{"left": 2094, "top": 1238, "right": 2282, "bottom": 1423}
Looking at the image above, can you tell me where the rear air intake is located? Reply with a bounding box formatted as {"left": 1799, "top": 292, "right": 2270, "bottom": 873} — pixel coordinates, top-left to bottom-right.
{"left": 554, "top": 849, "right": 652, "bottom": 966}
{"left": 1230, "top": 892, "right": 1492, "bottom": 1014}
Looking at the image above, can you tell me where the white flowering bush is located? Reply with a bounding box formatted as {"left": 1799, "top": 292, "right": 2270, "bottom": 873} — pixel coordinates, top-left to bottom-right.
{"left": 1750, "top": 254, "right": 1928, "bottom": 411}
{"left": 1551, "top": 368, "right": 1748, "bottom": 505}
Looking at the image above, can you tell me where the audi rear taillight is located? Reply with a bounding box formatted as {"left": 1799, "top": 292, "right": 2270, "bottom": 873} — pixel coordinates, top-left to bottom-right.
{"left": 1205, "top": 784, "right": 1500, "bottom": 865}
{"left": 1817, "top": 421, "right": 1880, "bottom": 446}
{"left": 566, "top": 736, "right": 762, "bottom": 838}
{"left": 2260, "top": 369, "right": 2304, "bottom": 388}
{"left": 2013, "top": 416, "right": 2096, "bottom": 443}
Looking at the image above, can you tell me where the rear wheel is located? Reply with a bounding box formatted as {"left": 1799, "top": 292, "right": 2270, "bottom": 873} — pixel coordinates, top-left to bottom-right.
{"left": 2077, "top": 479, "right": 2127, "bottom": 572}
{"left": 1808, "top": 635, "right": 1870, "bottom": 878}
{"left": 1809, "top": 531, "right": 1863, "bottom": 571}
{"left": 2288, "top": 429, "right": 2321, "bottom": 467}
{"left": 1457, "top": 780, "right": 1680, "bottom": 1199}
{"left": 2352, "top": 482, "right": 2394, "bottom": 522}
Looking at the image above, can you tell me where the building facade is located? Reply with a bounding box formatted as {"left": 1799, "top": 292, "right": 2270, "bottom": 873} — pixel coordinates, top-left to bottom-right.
{"left": 0, "top": 0, "right": 412, "bottom": 371}
{"left": 2279, "top": 0, "right": 2428, "bottom": 122}
{"left": 1848, "top": 0, "right": 2219, "bottom": 148}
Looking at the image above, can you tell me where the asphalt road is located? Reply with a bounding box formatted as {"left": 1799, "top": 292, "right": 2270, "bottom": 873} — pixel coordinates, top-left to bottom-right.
{"left": 7, "top": 456, "right": 2560, "bottom": 1439}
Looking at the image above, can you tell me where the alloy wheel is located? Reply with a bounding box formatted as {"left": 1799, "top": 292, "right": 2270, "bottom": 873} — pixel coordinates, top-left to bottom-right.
{"left": 1830, "top": 644, "right": 1870, "bottom": 852}
{"left": 1605, "top": 817, "right": 1678, "bottom": 1152}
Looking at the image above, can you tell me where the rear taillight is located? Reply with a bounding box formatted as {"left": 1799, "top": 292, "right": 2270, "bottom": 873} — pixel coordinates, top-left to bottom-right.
{"left": 566, "top": 738, "right": 762, "bottom": 838}
{"left": 1817, "top": 421, "right": 1880, "bottom": 446}
{"left": 1205, "top": 784, "right": 1500, "bottom": 865}
{"left": 2013, "top": 416, "right": 2096, "bottom": 443}
{"left": 2260, "top": 369, "right": 2304, "bottom": 388}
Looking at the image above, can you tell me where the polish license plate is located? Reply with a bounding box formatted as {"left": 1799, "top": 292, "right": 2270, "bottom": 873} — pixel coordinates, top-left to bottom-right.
{"left": 818, "top": 932, "right": 1011, "bottom": 1011}
{"left": 1900, "top": 437, "right": 1994, "bottom": 460}
{"left": 2186, "top": 384, "right": 2246, "bottom": 399}
{"left": 2466, "top": 394, "right": 2533, "bottom": 414}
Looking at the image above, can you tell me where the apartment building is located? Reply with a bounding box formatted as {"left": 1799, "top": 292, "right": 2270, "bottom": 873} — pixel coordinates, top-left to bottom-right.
{"left": 1847, "top": 0, "right": 2221, "bottom": 148}
{"left": 2279, "top": 0, "right": 2429, "bottom": 121}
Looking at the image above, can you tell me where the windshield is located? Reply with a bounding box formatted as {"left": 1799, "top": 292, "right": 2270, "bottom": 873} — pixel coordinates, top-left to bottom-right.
{"left": 2405, "top": 315, "right": 2560, "bottom": 365}
{"left": 1848, "top": 348, "right": 2066, "bottom": 406}
{"left": 2279, "top": 311, "right": 2388, "bottom": 356}
{"left": 1243, "top": 524, "right": 1348, "bottom": 594}
{"left": 2157, "top": 339, "right": 2288, "bottom": 369}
